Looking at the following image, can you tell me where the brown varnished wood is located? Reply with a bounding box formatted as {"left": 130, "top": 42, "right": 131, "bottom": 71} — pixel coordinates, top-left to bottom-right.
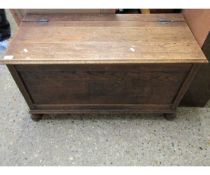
{"left": 181, "top": 32, "right": 210, "bottom": 106}
{"left": 16, "top": 64, "right": 190, "bottom": 105}
{"left": 9, "top": 9, "right": 23, "bottom": 26}
{"left": 23, "top": 13, "right": 185, "bottom": 22}
{"left": 183, "top": 9, "right": 210, "bottom": 46}
{"left": 1, "top": 13, "right": 207, "bottom": 118}
{"left": 7, "top": 65, "right": 34, "bottom": 109}
{"left": 20, "top": 21, "right": 187, "bottom": 28}
{"left": 181, "top": 10, "right": 210, "bottom": 106}
{"left": 0, "top": 14, "right": 207, "bottom": 65}
{"left": 172, "top": 64, "right": 201, "bottom": 109}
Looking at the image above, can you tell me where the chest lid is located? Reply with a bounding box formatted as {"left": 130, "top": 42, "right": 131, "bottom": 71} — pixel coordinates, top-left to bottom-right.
{"left": 1, "top": 13, "right": 208, "bottom": 64}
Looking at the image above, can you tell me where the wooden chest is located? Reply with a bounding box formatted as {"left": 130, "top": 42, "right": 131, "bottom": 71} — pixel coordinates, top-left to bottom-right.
{"left": 0, "top": 14, "right": 207, "bottom": 121}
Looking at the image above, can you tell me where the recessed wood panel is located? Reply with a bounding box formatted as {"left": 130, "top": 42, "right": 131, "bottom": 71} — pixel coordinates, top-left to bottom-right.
{"left": 16, "top": 64, "right": 191, "bottom": 105}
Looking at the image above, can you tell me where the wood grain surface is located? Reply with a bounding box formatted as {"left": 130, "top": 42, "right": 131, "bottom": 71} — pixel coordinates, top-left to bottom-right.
{"left": 1, "top": 14, "right": 207, "bottom": 64}
{"left": 15, "top": 64, "right": 190, "bottom": 105}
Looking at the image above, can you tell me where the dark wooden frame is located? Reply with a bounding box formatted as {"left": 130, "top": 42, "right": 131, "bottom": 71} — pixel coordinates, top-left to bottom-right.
{"left": 7, "top": 63, "right": 201, "bottom": 120}
{"left": 3, "top": 13, "right": 207, "bottom": 121}
{"left": 181, "top": 32, "right": 210, "bottom": 107}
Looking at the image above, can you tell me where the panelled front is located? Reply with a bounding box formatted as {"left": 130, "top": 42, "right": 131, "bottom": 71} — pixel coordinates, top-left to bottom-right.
{"left": 15, "top": 64, "right": 191, "bottom": 106}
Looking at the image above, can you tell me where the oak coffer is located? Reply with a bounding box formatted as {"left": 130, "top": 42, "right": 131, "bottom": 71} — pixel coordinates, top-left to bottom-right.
{"left": 0, "top": 14, "right": 207, "bottom": 121}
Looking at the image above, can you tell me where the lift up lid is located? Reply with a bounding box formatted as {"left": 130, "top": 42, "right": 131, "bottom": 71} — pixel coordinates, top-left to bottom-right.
{"left": 1, "top": 13, "right": 208, "bottom": 64}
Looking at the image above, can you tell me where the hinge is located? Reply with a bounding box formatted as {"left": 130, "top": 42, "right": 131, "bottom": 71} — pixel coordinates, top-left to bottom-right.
{"left": 22, "top": 18, "right": 49, "bottom": 24}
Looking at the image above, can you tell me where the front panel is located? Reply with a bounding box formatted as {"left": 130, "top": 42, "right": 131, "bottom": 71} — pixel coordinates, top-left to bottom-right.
{"left": 15, "top": 64, "right": 191, "bottom": 108}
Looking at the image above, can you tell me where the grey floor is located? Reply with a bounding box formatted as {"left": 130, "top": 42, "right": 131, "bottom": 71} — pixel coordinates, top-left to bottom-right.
{"left": 0, "top": 10, "right": 209, "bottom": 166}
